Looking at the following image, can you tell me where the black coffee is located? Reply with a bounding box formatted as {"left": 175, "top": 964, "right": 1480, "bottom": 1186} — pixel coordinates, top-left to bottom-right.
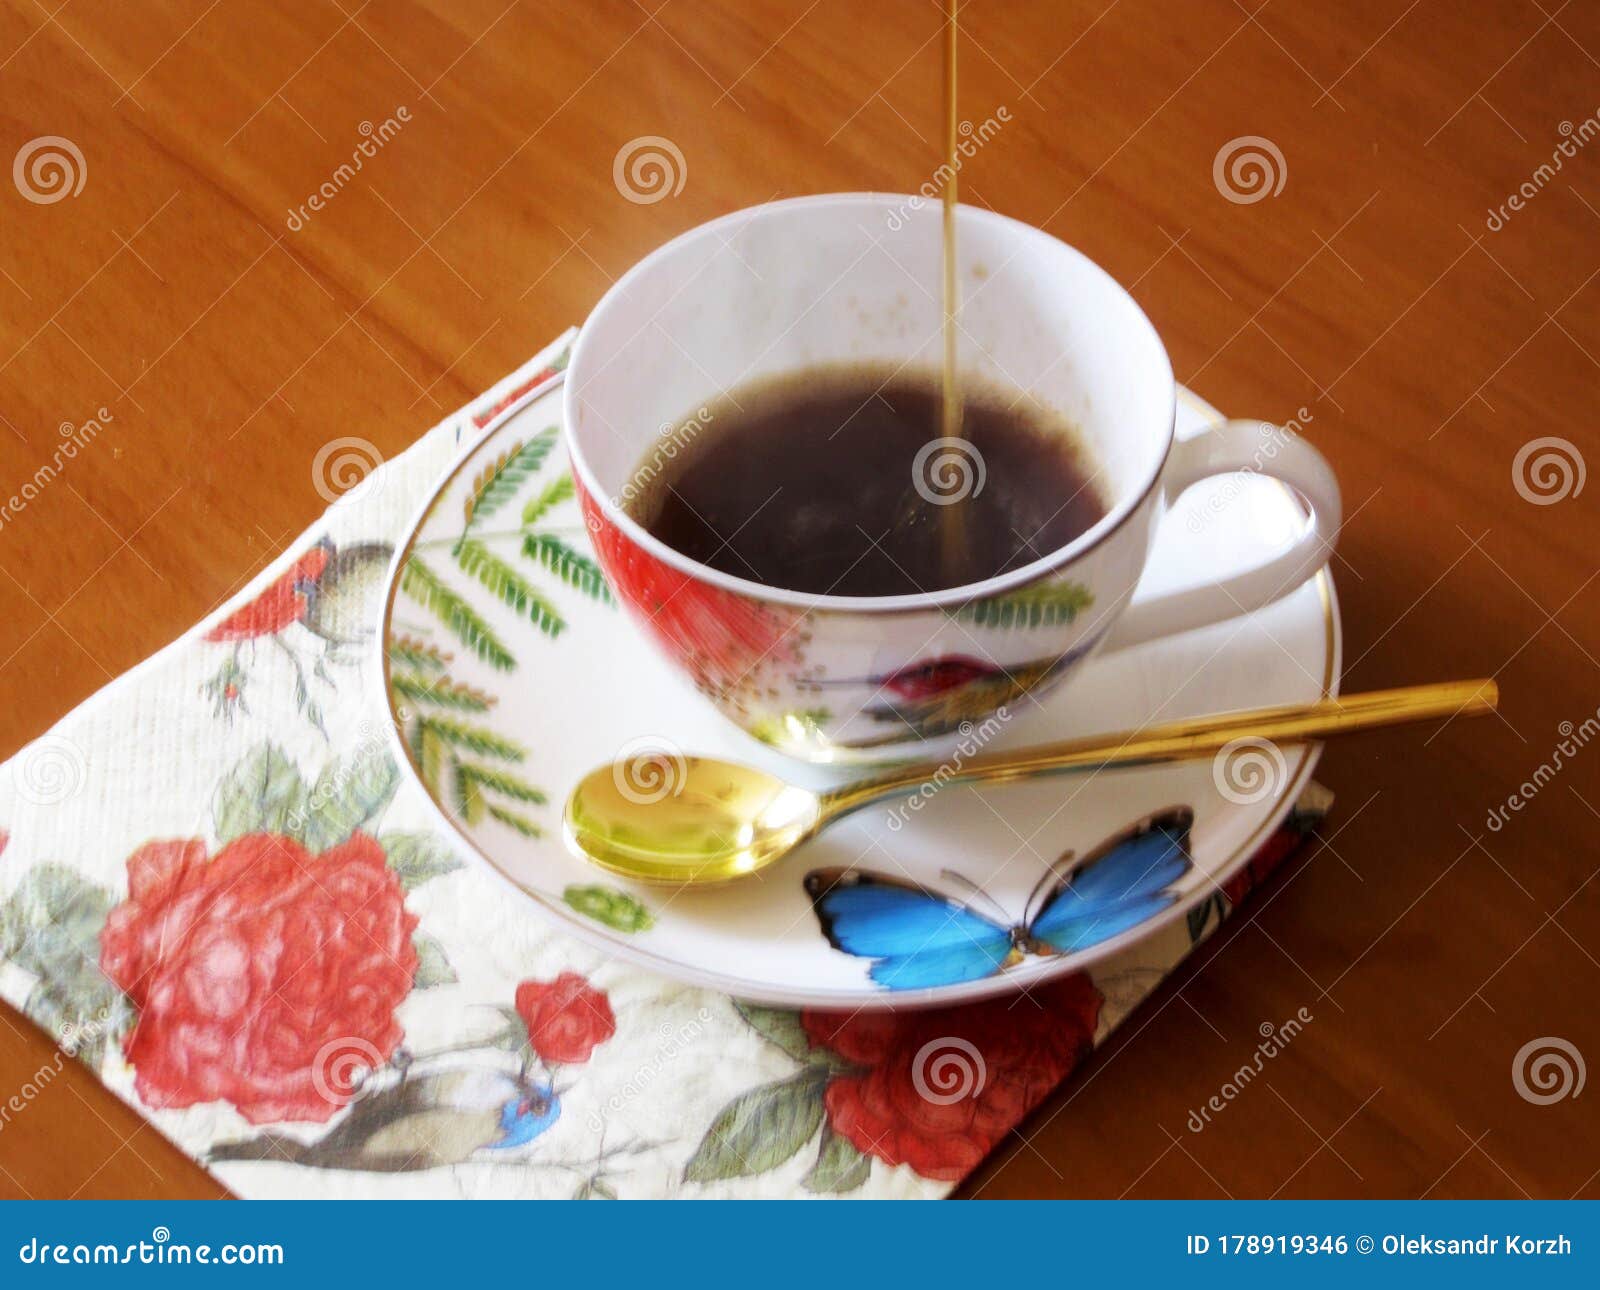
{"left": 625, "top": 365, "right": 1107, "bottom": 597}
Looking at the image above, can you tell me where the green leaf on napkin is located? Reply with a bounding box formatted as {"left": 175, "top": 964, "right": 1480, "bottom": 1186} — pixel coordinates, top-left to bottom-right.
{"left": 682, "top": 1067, "right": 829, "bottom": 1183}
{"left": 214, "top": 743, "right": 307, "bottom": 843}
{"left": 297, "top": 750, "right": 400, "bottom": 851}
{"left": 411, "top": 931, "right": 457, "bottom": 989}
{"left": 803, "top": 1124, "right": 872, "bottom": 1194}
{"left": 485, "top": 1005, "right": 532, "bottom": 1053}
{"left": 379, "top": 832, "right": 463, "bottom": 891}
{"left": 733, "top": 1001, "right": 852, "bottom": 1069}
{"left": 0, "top": 864, "right": 125, "bottom": 1067}
{"left": 23, "top": 983, "right": 130, "bottom": 1072}
{"left": 734, "top": 1002, "right": 815, "bottom": 1063}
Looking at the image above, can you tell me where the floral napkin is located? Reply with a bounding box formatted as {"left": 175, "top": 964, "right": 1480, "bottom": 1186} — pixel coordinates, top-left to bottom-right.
{"left": 0, "top": 332, "right": 1330, "bottom": 1198}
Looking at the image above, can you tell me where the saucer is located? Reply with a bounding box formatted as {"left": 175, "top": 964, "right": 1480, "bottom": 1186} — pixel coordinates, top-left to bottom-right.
{"left": 380, "top": 381, "right": 1340, "bottom": 1009}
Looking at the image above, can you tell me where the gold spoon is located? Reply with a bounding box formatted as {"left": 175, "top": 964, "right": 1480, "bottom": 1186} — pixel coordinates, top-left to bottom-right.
{"left": 563, "top": 678, "right": 1497, "bottom": 886}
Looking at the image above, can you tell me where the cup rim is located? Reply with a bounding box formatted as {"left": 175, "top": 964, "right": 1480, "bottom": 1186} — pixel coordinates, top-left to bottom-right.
{"left": 563, "top": 192, "right": 1177, "bottom": 613}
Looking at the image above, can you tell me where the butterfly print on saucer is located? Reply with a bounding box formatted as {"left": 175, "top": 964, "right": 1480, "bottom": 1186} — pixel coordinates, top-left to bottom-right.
{"left": 804, "top": 806, "right": 1194, "bottom": 990}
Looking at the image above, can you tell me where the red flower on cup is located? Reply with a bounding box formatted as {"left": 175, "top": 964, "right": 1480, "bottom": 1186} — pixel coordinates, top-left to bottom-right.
{"left": 579, "top": 487, "right": 801, "bottom": 698}
{"left": 99, "top": 832, "right": 418, "bottom": 1125}
{"left": 515, "top": 972, "right": 616, "bottom": 1064}
{"left": 801, "top": 973, "right": 1102, "bottom": 1181}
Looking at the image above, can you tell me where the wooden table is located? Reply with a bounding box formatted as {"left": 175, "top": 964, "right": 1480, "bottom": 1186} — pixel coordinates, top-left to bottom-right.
{"left": 1, "top": 0, "right": 1596, "bottom": 1200}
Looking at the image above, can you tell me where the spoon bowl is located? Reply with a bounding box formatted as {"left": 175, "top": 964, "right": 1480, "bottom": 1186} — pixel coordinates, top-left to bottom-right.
{"left": 565, "top": 757, "right": 822, "bottom": 884}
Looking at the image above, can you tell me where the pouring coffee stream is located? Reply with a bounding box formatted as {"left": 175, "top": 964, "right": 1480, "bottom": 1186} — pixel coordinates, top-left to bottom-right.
{"left": 938, "top": 0, "right": 967, "bottom": 579}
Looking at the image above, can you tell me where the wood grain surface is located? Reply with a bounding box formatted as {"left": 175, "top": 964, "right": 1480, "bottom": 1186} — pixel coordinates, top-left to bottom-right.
{"left": 1, "top": 0, "right": 1596, "bottom": 1199}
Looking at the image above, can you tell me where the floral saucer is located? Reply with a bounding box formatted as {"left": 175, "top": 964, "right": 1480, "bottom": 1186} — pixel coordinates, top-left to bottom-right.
{"left": 379, "top": 380, "right": 1340, "bottom": 1010}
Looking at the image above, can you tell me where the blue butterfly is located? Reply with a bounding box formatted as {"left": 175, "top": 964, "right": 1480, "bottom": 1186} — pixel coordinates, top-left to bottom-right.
{"left": 804, "top": 806, "right": 1194, "bottom": 990}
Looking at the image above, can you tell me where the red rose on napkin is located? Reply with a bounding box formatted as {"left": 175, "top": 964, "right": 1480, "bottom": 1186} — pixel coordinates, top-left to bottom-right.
{"left": 801, "top": 973, "right": 1102, "bottom": 1181}
{"left": 99, "top": 832, "right": 417, "bottom": 1124}
{"left": 515, "top": 972, "right": 615, "bottom": 1064}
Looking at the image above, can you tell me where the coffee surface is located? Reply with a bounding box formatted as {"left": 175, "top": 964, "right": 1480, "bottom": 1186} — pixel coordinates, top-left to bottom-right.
{"left": 625, "top": 366, "right": 1107, "bottom": 596}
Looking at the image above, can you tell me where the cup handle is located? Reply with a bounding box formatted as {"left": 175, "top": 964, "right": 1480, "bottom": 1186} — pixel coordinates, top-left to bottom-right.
{"left": 1101, "top": 418, "right": 1341, "bottom": 652}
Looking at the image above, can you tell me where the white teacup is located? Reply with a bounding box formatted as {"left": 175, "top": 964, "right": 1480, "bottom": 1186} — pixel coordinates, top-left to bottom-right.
{"left": 564, "top": 193, "right": 1339, "bottom": 762}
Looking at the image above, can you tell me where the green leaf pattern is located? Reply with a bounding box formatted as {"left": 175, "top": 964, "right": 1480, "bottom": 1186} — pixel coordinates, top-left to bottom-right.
{"left": 957, "top": 579, "right": 1095, "bottom": 629}
{"left": 387, "top": 640, "right": 551, "bottom": 839}
{"left": 397, "top": 422, "right": 612, "bottom": 672}
{"left": 520, "top": 474, "right": 575, "bottom": 527}
{"left": 682, "top": 1068, "right": 830, "bottom": 1183}
{"left": 804, "top": 1124, "right": 872, "bottom": 1193}
{"left": 400, "top": 558, "right": 515, "bottom": 672}
{"left": 411, "top": 931, "right": 458, "bottom": 989}
{"left": 683, "top": 1004, "right": 872, "bottom": 1192}
{"left": 463, "top": 430, "right": 559, "bottom": 528}
{"left": 379, "top": 832, "right": 464, "bottom": 891}
{"left": 214, "top": 744, "right": 306, "bottom": 843}
{"left": 389, "top": 410, "right": 612, "bottom": 844}
{"left": 0, "top": 865, "right": 124, "bottom": 1068}
{"left": 456, "top": 538, "right": 565, "bottom": 640}
{"left": 562, "top": 884, "right": 653, "bottom": 933}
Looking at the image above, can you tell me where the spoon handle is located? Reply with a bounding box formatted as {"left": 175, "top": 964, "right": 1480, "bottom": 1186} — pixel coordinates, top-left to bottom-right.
{"left": 820, "top": 678, "right": 1498, "bottom": 819}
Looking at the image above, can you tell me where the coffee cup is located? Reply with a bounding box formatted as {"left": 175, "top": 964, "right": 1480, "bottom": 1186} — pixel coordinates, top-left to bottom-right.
{"left": 564, "top": 193, "right": 1339, "bottom": 762}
